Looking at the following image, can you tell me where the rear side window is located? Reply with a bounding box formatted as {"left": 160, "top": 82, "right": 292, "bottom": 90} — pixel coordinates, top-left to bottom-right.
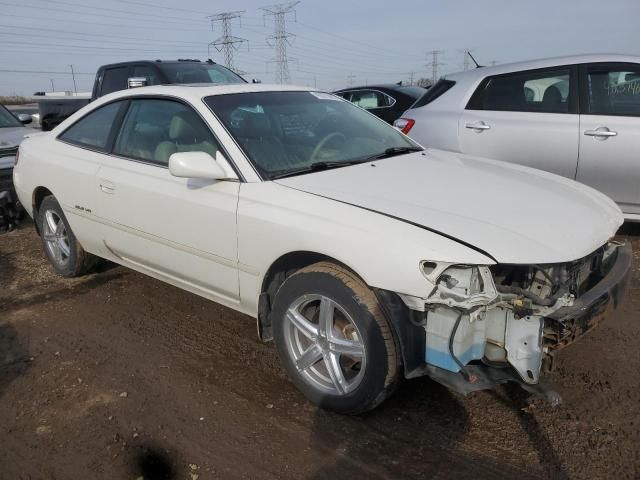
{"left": 348, "top": 90, "right": 395, "bottom": 109}
{"left": 467, "top": 68, "right": 571, "bottom": 113}
{"left": 586, "top": 65, "right": 640, "bottom": 116}
{"left": 411, "top": 79, "right": 455, "bottom": 108}
{"left": 58, "top": 102, "right": 123, "bottom": 151}
{"left": 101, "top": 67, "right": 129, "bottom": 96}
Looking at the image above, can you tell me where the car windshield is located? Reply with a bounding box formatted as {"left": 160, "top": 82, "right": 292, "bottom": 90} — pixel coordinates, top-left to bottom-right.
{"left": 204, "top": 91, "right": 420, "bottom": 179}
{"left": 158, "top": 63, "right": 246, "bottom": 85}
{"left": 0, "top": 106, "right": 21, "bottom": 128}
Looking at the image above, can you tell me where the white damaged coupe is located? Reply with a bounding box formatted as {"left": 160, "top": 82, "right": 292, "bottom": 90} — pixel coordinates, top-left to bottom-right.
{"left": 13, "top": 84, "right": 631, "bottom": 413}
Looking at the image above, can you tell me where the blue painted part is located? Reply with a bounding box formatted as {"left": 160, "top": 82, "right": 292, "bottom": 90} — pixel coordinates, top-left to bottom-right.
{"left": 425, "top": 343, "right": 485, "bottom": 373}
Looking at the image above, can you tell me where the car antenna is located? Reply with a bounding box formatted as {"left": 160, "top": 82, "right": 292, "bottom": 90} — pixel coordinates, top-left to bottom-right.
{"left": 468, "top": 51, "right": 483, "bottom": 68}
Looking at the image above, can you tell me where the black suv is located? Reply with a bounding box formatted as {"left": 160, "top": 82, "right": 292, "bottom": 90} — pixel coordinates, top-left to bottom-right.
{"left": 92, "top": 59, "right": 246, "bottom": 100}
{"left": 38, "top": 59, "right": 247, "bottom": 131}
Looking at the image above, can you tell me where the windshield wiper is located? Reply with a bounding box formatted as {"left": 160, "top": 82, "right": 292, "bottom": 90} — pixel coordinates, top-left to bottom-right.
{"left": 270, "top": 160, "right": 368, "bottom": 180}
{"left": 270, "top": 147, "right": 422, "bottom": 180}
{"left": 365, "top": 146, "right": 423, "bottom": 160}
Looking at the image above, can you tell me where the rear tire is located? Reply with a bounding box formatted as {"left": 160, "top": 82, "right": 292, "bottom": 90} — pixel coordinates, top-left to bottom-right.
{"left": 272, "top": 262, "right": 400, "bottom": 414}
{"left": 37, "top": 195, "right": 98, "bottom": 277}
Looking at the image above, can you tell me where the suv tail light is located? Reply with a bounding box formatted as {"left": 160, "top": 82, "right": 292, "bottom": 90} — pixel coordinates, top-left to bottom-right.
{"left": 393, "top": 118, "right": 415, "bottom": 134}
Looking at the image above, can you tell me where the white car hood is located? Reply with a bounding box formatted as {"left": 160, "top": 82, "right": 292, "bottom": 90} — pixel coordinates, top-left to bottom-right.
{"left": 276, "top": 149, "right": 623, "bottom": 264}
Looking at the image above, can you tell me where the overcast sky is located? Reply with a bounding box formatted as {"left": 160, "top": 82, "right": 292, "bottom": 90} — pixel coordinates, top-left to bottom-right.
{"left": 0, "top": 0, "right": 638, "bottom": 95}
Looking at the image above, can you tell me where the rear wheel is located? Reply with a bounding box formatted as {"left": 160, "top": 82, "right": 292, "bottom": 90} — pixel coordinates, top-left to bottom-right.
{"left": 272, "top": 262, "right": 400, "bottom": 414}
{"left": 37, "top": 195, "right": 98, "bottom": 277}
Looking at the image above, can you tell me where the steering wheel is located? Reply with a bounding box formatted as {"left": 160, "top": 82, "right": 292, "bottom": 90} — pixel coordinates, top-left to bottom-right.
{"left": 310, "top": 132, "right": 347, "bottom": 162}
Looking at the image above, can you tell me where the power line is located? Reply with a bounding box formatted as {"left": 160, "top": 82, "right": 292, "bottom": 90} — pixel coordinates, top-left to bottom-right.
{"left": 0, "top": 1, "right": 208, "bottom": 28}
{"left": 208, "top": 11, "right": 248, "bottom": 72}
{"left": 261, "top": 1, "right": 299, "bottom": 84}
{"left": 0, "top": 12, "right": 210, "bottom": 33}
{"left": 26, "top": 0, "right": 209, "bottom": 25}
{"left": 0, "top": 29, "right": 207, "bottom": 49}
{"left": 0, "top": 39, "right": 206, "bottom": 54}
{"left": 295, "top": 20, "right": 400, "bottom": 56}
{"left": 240, "top": 23, "right": 409, "bottom": 67}
{"left": 0, "top": 69, "right": 94, "bottom": 75}
{"left": 112, "top": 0, "right": 211, "bottom": 15}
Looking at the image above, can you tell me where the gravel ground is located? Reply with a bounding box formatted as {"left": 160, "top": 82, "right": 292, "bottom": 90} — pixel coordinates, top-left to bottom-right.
{"left": 1, "top": 222, "right": 639, "bottom": 479}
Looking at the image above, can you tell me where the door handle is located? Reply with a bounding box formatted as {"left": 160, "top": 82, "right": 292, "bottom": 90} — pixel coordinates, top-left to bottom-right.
{"left": 584, "top": 127, "right": 617, "bottom": 138}
{"left": 465, "top": 121, "right": 491, "bottom": 131}
{"left": 99, "top": 180, "right": 115, "bottom": 194}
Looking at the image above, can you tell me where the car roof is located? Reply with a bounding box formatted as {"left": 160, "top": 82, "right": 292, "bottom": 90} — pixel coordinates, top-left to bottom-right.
{"left": 335, "top": 83, "right": 423, "bottom": 92}
{"left": 93, "top": 83, "right": 316, "bottom": 104}
{"left": 444, "top": 53, "right": 640, "bottom": 81}
{"left": 100, "top": 59, "right": 210, "bottom": 68}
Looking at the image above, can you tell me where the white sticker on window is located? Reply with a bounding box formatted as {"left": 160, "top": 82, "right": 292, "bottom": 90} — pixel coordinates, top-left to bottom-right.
{"left": 309, "top": 92, "right": 343, "bottom": 101}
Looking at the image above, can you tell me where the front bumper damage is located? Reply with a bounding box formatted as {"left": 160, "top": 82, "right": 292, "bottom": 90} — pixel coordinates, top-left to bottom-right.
{"left": 376, "top": 241, "right": 632, "bottom": 405}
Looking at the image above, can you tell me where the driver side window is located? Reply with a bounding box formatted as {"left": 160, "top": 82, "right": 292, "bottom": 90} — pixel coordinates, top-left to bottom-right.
{"left": 113, "top": 99, "right": 220, "bottom": 166}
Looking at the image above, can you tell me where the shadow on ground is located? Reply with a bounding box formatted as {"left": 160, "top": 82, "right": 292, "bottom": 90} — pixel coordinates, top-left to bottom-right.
{"left": 0, "top": 323, "right": 30, "bottom": 399}
{"left": 495, "top": 384, "right": 569, "bottom": 479}
{"left": 305, "top": 376, "right": 541, "bottom": 479}
{"left": 304, "top": 372, "right": 573, "bottom": 479}
{"left": 0, "top": 249, "right": 30, "bottom": 399}
{"left": 128, "top": 442, "right": 182, "bottom": 480}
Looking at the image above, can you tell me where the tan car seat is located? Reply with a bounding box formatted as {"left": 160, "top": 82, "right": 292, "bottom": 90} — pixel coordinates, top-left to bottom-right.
{"left": 154, "top": 111, "right": 218, "bottom": 165}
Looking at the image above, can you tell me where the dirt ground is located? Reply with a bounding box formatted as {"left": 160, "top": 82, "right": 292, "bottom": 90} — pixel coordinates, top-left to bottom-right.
{"left": 1, "top": 222, "right": 639, "bottom": 480}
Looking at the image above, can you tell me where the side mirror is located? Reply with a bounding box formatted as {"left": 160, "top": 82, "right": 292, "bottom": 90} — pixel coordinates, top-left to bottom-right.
{"left": 16, "top": 113, "right": 32, "bottom": 125}
{"left": 127, "top": 77, "right": 148, "bottom": 89}
{"left": 168, "top": 151, "right": 236, "bottom": 180}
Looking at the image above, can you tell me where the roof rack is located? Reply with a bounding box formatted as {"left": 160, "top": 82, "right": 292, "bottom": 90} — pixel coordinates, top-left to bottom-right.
{"left": 177, "top": 58, "right": 201, "bottom": 62}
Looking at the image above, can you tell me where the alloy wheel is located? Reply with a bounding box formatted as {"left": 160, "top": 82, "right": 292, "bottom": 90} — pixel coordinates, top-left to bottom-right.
{"left": 283, "top": 294, "right": 367, "bottom": 396}
{"left": 42, "top": 209, "right": 71, "bottom": 267}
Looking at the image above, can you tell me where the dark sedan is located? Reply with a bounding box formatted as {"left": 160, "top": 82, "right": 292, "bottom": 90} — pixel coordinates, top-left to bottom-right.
{"left": 333, "top": 83, "right": 427, "bottom": 124}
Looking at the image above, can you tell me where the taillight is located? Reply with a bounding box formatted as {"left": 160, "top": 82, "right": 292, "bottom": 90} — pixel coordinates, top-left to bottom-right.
{"left": 393, "top": 118, "right": 415, "bottom": 134}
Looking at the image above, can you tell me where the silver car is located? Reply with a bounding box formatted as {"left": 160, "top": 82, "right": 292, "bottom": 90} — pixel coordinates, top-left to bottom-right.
{"left": 0, "top": 104, "right": 30, "bottom": 179}
{"left": 396, "top": 54, "right": 640, "bottom": 221}
{"left": 1, "top": 104, "right": 30, "bottom": 223}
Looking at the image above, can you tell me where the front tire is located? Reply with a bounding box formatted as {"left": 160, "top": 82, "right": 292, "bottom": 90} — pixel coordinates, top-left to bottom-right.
{"left": 37, "top": 195, "right": 98, "bottom": 277}
{"left": 272, "top": 262, "right": 400, "bottom": 414}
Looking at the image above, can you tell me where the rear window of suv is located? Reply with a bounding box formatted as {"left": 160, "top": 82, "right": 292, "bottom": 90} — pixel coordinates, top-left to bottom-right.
{"left": 411, "top": 79, "right": 455, "bottom": 108}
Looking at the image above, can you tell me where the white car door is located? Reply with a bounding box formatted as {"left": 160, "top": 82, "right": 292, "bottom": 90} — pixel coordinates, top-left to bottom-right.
{"left": 458, "top": 66, "right": 580, "bottom": 179}
{"left": 576, "top": 62, "right": 640, "bottom": 216}
{"left": 94, "top": 97, "right": 241, "bottom": 305}
{"left": 52, "top": 100, "right": 128, "bottom": 257}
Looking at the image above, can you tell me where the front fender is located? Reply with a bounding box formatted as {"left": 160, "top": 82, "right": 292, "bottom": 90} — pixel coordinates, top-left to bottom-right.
{"left": 237, "top": 182, "right": 494, "bottom": 315}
